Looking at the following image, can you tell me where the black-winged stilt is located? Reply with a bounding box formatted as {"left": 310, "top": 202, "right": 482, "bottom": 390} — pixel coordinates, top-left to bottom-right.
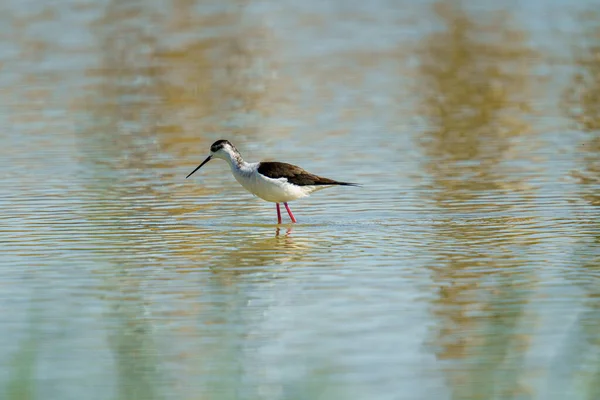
{"left": 186, "top": 140, "right": 358, "bottom": 223}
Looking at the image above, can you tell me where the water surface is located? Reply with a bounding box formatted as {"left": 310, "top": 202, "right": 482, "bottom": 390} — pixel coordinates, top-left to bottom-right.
{"left": 1, "top": 0, "right": 600, "bottom": 399}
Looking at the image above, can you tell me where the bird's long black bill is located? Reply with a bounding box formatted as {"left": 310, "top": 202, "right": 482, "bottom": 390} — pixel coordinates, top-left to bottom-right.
{"left": 186, "top": 155, "right": 212, "bottom": 179}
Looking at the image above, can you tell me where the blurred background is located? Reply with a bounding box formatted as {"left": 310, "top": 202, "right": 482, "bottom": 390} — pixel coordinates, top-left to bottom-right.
{"left": 1, "top": 0, "right": 599, "bottom": 399}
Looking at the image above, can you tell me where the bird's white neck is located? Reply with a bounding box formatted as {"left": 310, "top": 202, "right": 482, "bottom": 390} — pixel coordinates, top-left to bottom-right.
{"left": 220, "top": 149, "right": 250, "bottom": 173}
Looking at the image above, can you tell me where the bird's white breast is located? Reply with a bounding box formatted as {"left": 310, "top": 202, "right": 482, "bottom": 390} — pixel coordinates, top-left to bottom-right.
{"left": 230, "top": 162, "right": 316, "bottom": 203}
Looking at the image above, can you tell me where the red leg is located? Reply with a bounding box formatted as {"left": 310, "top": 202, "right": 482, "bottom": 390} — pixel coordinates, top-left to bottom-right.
{"left": 276, "top": 203, "right": 282, "bottom": 224}
{"left": 283, "top": 202, "right": 297, "bottom": 223}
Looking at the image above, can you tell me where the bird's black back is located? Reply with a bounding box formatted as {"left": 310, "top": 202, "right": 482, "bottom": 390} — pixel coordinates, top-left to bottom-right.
{"left": 257, "top": 162, "right": 356, "bottom": 186}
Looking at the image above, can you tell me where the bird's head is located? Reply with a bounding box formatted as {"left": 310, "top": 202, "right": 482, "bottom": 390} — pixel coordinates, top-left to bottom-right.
{"left": 186, "top": 139, "right": 240, "bottom": 178}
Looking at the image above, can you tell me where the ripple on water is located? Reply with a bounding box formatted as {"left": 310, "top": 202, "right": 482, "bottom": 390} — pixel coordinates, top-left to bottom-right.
{"left": 1, "top": 0, "right": 600, "bottom": 398}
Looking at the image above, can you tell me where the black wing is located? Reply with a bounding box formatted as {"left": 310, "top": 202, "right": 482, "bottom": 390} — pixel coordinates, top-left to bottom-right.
{"left": 257, "top": 162, "right": 356, "bottom": 186}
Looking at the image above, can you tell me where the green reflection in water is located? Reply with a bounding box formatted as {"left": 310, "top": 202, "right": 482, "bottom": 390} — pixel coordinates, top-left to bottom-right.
{"left": 107, "top": 293, "right": 164, "bottom": 400}
{"left": 5, "top": 315, "right": 38, "bottom": 400}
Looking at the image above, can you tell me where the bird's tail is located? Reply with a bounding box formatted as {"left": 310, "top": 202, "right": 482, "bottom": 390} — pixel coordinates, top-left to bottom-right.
{"left": 335, "top": 181, "right": 361, "bottom": 187}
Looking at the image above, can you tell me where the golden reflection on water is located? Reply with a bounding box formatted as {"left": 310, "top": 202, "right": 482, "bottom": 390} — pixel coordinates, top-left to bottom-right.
{"left": 561, "top": 10, "right": 600, "bottom": 395}
{"left": 415, "top": 3, "right": 540, "bottom": 398}
{"left": 76, "top": 0, "right": 282, "bottom": 164}
{"left": 416, "top": 2, "right": 538, "bottom": 199}
{"left": 563, "top": 11, "right": 600, "bottom": 200}
{"left": 66, "top": 3, "right": 289, "bottom": 396}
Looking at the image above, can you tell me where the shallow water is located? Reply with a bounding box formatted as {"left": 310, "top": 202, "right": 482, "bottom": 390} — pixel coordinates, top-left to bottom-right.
{"left": 1, "top": 0, "right": 600, "bottom": 399}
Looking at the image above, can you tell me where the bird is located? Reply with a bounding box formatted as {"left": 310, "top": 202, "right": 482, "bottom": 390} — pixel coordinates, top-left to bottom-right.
{"left": 186, "top": 139, "right": 358, "bottom": 224}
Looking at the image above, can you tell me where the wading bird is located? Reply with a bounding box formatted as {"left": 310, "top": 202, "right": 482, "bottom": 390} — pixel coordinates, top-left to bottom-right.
{"left": 186, "top": 140, "right": 357, "bottom": 223}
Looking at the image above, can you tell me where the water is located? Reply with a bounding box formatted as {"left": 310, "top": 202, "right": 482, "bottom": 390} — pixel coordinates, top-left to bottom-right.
{"left": 1, "top": 0, "right": 599, "bottom": 399}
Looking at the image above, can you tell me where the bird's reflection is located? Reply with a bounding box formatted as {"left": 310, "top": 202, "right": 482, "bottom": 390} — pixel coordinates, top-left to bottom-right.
{"left": 216, "top": 226, "right": 308, "bottom": 272}
{"left": 275, "top": 226, "right": 293, "bottom": 237}
{"left": 165, "top": 222, "right": 312, "bottom": 279}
